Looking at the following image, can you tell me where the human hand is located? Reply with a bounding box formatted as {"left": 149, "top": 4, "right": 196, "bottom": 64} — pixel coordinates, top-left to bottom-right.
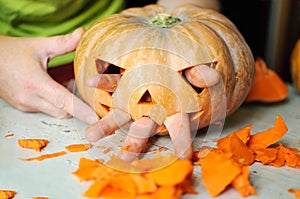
{"left": 0, "top": 28, "right": 99, "bottom": 124}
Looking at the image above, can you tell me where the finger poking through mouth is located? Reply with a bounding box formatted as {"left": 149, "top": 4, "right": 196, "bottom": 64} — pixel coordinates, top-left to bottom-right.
{"left": 119, "top": 116, "right": 157, "bottom": 162}
{"left": 164, "top": 113, "right": 193, "bottom": 160}
{"left": 85, "top": 108, "right": 193, "bottom": 162}
{"left": 85, "top": 109, "right": 131, "bottom": 142}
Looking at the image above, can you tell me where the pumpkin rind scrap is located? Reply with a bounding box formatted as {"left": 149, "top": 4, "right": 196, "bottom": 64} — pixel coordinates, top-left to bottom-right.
{"left": 74, "top": 4, "right": 255, "bottom": 132}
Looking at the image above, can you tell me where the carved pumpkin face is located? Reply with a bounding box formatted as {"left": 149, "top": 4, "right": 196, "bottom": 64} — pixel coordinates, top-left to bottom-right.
{"left": 74, "top": 4, "right": 255, "bottom": 133}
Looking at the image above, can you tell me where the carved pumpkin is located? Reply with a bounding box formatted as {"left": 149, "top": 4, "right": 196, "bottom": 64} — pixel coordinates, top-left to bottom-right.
{"left": 74, "top": 4, "right": 255, "bottom": 134}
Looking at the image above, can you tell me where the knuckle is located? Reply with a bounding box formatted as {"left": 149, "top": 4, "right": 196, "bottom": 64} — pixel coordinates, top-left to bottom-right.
{"left": 23, "top": 79, "right": 38, "bottom": 92}
{"left": 13, "top": 95, "right": 32, "bottom": 112}
{"left": 57, "top": 35, "right": 68, "bottom": 46}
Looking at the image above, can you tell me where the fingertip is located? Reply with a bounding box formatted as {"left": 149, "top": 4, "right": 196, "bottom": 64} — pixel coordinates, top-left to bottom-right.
{"left": 72, "top": 27, "right": 85, "bottom": 39}
{"left": 87, "top": 114, "right": 99, "bottom": 124}
{"left": 71, "top": 95, "right": 99, "bottom": 124}
{"left": 186, "top": 65, "right": 220, "bottom": 87}
{"left": 118, "top": 151, "right": 139, "bottom": 162}
{"left": 46, "top": 27, "right": 86, "bottom": 58}
{"left": 85, "top": 123, "right": 104, "bottom": 142}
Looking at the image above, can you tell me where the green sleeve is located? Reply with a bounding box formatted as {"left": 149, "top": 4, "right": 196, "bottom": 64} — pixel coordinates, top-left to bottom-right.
{"left": 0, "top": 0, "right": 125, "bottom": 67}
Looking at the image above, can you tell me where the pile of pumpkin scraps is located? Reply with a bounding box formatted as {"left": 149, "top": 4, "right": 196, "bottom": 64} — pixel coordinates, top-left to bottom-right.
{"left": 72, "top": 153, "right": 196, "bottom": 199}
{"left": 71, "top": 115, "right": 300, "bottom": 198}
{"left": 194, "top": 115, "right": 300, "bottom": 197}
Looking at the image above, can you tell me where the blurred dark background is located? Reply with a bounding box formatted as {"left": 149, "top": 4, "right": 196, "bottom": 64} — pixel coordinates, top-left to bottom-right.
{"left": 125, "top": 0, "right": 300, "bottom": 83}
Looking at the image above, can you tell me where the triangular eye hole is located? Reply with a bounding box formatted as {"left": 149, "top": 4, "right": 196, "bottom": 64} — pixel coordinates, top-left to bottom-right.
{"left": 95, "top": 59, "right": 121, "bottom": 74}
{"left": 181, "top": 61, "right": 219, "bottom": 94}
{"left": 192, "top": 61, "right": 218, "bottom": 69}
{"left": 95, "top": 59, "right": 109, "bottom": 74}
{"left": 208, "top": 61, "right": 218, "bottom": 69}
{"left": 138, "top": 90, "right": 153, "bottom": 104}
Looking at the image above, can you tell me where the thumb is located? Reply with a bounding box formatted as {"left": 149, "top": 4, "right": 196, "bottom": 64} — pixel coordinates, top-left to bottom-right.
{"left": 44, "top": 27, "right": 85, "bottom": 59}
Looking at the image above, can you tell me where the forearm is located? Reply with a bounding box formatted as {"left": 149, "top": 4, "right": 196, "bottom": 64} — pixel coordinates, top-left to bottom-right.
{"left": 157, "top": 0, "right": 220, "bottom": 11}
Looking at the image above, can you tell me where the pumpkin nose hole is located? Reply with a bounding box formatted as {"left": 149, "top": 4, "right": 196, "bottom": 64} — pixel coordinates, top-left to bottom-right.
{"left": 138, "top": 90, "right": 153, "bottom": 104}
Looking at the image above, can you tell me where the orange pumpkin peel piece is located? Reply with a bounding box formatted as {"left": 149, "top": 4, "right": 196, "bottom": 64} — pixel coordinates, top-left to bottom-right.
{"left": 289, "top": 188, "right": 300, "bottom": 199}
{"left": 72, "top": 157, "right": 105, "bottom": 181}
{"left": 216, "top": 124, "right": 252, "bottom": 145}
{"left": 268, "top": 144, "right": 286, "bottom": 167}
{"left": 245, "top": 57, "right": 289, "bottom": 103}
{"left": 247, "top": 115, "right": 288, "bottom": 151}
{"left": 20, "top": 151, "right": 67, "bottom": 161}
{"left": 200, "top": 150, "right": 244, "bottom": 197}
{"left": 4, "top": 133, "right": 14, "bottom": 138}
{"left": 231, "top": 167, "right": 257, "bottom": 197}
{"left": 217, "top": 132, "right": 254, "bottom": 165}
{"left": 284, "top": 147, "right": 300, "bottom": 168}
{"left": 65, "top": 143, "right": 93, "bottom": 152}
{"left": 18, "top": 139, "right": 49, "bottom": 152}
{"left": 0, "top": 190, "right": 16, "bottom": 199}
{"left": 254, "top": 148, "right": 278, "bottom": 164}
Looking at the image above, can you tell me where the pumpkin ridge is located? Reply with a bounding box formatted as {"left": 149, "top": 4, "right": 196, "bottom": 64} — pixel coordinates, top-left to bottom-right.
{"left": 181, "top": 7, "right": 238, "bottom": 32}
{"left": 200, "top": 20, "right": 254, "bottom": 112}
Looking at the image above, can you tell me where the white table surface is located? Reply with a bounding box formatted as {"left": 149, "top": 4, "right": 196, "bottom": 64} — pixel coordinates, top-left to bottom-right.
{"left": 0, "top": 85, "right": 299, "bottom": 199}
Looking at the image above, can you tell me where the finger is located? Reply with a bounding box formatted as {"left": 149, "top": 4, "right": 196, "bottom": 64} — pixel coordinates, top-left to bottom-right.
{"left": 38, "top": 27, "right": 85, "bottom": 59}
{"left": 11, "top": 93, "right": 70, "bottom": 119}
{"left": 85, "top": 109, "right": 131, "bottom": 142}
{"left": 164, "top": 113, "right": 193, "bottom": 160}
{"left": 35, "top": 97, "right": 71, "bottom": 119}
{"left": 38, "top": 77, "right": 99, "bottom": 124}
{"left": 119, "top": 117, "right": 157, "bottom": 162}
{"left": 184, "top": 64, "right": 220, "bottom": 87}
{"left": 87, "top": 74, "right": 121, "bottom": 92}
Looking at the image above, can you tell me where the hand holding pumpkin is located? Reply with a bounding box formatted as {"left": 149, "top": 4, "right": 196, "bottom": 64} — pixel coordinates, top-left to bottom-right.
{"left": 0, "top": 28, "right": 98, "bottom": 124}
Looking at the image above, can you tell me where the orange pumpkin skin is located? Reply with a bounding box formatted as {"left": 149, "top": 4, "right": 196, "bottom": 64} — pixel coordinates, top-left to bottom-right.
{"left": 74, "top": 4, "right": 255, "bottom": 133}
{"left": 291, "top": 38, "right": 300, "bottom": 93}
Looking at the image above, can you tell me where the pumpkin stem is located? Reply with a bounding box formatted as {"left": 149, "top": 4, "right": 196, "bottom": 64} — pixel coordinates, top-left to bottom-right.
{"left": 149, "top": 13, "right": 181, "bottom": 28}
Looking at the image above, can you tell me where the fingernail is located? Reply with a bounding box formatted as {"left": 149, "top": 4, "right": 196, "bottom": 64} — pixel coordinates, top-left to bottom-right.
{"left": 72, "top": 27, "right": 85, "bottom": 37}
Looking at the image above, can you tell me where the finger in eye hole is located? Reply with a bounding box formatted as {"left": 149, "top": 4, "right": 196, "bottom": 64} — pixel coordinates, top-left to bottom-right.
{"left": 184, "top": 64, "right": 220, "bottom": 88}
